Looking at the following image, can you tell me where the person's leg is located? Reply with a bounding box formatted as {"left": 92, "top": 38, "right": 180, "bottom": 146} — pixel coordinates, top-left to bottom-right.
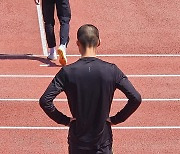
{"left": 56, "top": 0, "right": 71, "bottom": 46}
{"left": 68, "top": 146, "right": 97, "bottom": 154}
{"left": 55, "top": 0, "right": 71, "bottom": 65}
{"left": 68, "top": 144, "right": 113, "bottom": 154}
{"left": 42, "top": 0, "right": 57, "bottom": 60}
{"left": 97, "top": 144, "right": 113, "bottom": 154}
{"left": 42, "top": 0, "right": 56, "bottom": 48}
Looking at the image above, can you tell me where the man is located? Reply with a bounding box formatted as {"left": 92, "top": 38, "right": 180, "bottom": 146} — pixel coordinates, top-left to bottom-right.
{"left": 34, "top": 0, "right": 71, "bottom": 66}
{"left": 39, "top": 24, "right": 142, "bottom": 154}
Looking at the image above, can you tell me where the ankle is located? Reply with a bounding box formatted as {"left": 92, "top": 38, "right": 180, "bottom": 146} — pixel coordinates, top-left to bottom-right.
{"left": 49, "top": 47, "right": 56, "bottom": 54}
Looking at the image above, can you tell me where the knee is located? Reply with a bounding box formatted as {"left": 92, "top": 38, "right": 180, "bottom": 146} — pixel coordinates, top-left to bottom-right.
{"left": 60, "top": 16, "right": 71, "bottom": 25}
{"left": 44, "top": 22, "right": 55, "bottom": 28}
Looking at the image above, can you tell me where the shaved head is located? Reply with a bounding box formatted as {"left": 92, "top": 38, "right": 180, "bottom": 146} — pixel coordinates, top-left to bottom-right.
{"left": 77, "top": 24, "right": 100, "bottom": 49}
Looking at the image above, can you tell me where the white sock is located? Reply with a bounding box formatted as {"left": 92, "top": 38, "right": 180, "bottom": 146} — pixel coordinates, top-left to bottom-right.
{"left": 49, "top": 47, "right": 56, "bottom": 54}
{"left": 60, "top": 43, "right": 67, "bottom": 48}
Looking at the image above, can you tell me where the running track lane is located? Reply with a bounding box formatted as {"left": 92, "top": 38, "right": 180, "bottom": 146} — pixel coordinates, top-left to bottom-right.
{"left": 0, "top": 77, "right": 180, "bottom": 99}
{"left": 0, "top": 56, "right": 180, "bottom": 153}
{"left": 1, "top": 0, "right": 180, "bottom": 54}
{"left": 1, "top": 0, "right": 180, "bottom": 153}
{"left": 0, "top": 101, "right": 180, "bottom": 127}
{"left": 0, "top": 129, "right": 179, "bottom": 153}
{"left": 0, "top": 56, "right": 180, "bottom": 75}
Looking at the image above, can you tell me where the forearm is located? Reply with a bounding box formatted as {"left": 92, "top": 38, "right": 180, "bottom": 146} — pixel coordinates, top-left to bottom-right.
{"left": 113, "top": 74, "right": 142, "bottom": 125}
{"left": 110, "top": 96, "right": 141, "bottom": 125}
{"left": 39, "top": 69, "right": 70, "bottom": 126}
{"left": 39, "top": 96, "right": 70, "bottom": 126}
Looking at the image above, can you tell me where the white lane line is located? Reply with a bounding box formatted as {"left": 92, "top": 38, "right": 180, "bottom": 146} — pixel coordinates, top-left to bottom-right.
{"left": 36, "top": 4, "right": 48, "bottom": 56}
{"left": 128, "top": 75, "right": 180, "bottom": 77}
{"left": 39, "top": 64, "right": 50, "bottom": 67}
{"left": 66, "top": 54, "right": 180, "bottom": 57}
{"left": 0, "top": 98, "right": 179, "bottom": 102}
{"left": 0, "top": 126, "right": 179, "bottom": 130}
{"left": 1, "top": 74, "right": 180, "bottom": 78}
{"left": 0, "top": 75, "right": 54, "bottom": 78}
{"left": 1, "top": 54, "right": 179, "bottom": 57}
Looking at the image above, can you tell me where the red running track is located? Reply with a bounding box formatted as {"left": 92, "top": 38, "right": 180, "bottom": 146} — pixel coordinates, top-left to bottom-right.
{"left": 0, "top": 130, "right": 179, "bottom": 153}
{"left": 0, "top": 56, "right": 180, "bottom": 74}
{"left": 0, "top": 101, "right": 180, "bottom": 127}
{"left": 0, "top": 0, "right": 180, "bottom": 153}
{"left": 0, "top": 0, "right": 180, "bottom": 54}
{"left": 1, "top": 77, "right": 180, "bottom": 99}
{"left": 0, "top": 56, "right": 180, "bottom": 153}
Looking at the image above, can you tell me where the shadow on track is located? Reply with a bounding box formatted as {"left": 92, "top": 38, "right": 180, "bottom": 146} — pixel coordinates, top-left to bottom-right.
{"left": 0, "top": 54, "right": 61, "bottom": 67}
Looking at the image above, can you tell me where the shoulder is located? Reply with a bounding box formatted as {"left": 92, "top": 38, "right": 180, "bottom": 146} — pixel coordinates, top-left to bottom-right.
{"left": 60, "top": 60, "right": 81, "bottom": 75}
{"left": 99, "top": 59, "right": 120, "bottom": 71}
{"left": 98, "top": 59, "right": 124, "bottom": 77}
{"left": 96, "top": 58, "right": 115, "bottom": 66}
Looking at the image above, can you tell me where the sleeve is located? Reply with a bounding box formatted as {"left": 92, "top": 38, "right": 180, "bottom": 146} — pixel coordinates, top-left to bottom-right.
{"left": 110, "top": 65, "right": 142, "bottom": 125}
{"left": 39, "top": 68, "right": 70, "bottom": 126}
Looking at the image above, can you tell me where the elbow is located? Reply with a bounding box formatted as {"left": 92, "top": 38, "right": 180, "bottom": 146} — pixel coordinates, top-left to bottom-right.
{"left": 120, "top": 118, "right": 126, "bottom": 123}
{"left": 39, "top": 95, "right": 46, "bottom": 109}
{"left": 39, "top": 95, "right": 54, "bottom": 113}
{"left": 134, "top": 92, "right": 142, "bottom": 105}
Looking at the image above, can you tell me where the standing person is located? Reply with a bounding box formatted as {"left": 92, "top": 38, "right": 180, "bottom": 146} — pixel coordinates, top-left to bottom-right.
{"left": 34, "top": 0, "right": 71, "bottom": 66}
{"left": 39, "top": 24, "right": 142, "bottom": 154}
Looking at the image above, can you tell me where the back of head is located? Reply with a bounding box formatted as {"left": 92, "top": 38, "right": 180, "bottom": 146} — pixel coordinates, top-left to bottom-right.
{"left": 77, "top": 24, "right": 100, "bottom": 49}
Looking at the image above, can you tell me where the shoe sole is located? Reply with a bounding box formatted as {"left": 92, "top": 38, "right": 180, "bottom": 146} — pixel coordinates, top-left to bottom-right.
{"left": 57, "top": 48, "right": 67, "bottom": 66}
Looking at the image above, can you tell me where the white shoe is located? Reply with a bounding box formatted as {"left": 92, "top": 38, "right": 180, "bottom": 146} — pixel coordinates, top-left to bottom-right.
{"left": 47, "top": 51, "right": 57, "bottom": 60}
{"left": 57, "top": 44, "right": 67, "bottom": 66}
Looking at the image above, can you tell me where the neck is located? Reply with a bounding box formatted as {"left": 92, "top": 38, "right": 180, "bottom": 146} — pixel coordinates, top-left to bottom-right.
{"left": 81, "top": 47, "right": 97, "bottom": 58}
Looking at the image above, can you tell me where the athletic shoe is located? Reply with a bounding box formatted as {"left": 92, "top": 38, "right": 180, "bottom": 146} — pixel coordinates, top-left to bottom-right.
{"left": 57, "top": 44, "right": 67, "bottom": 66}
{"left": 47, "top": 51, "right": 57, "bottom": 60}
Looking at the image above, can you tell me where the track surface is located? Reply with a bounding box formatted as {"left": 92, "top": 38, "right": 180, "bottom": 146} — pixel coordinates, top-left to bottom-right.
{"left": 0, "top": 0, "right": 180, "bottom": 153}
{"left": 1, "top": 57, "right": 180, "bottom": 153}
{"left": 0, "top": 0, "right": 180, "bottom": 54}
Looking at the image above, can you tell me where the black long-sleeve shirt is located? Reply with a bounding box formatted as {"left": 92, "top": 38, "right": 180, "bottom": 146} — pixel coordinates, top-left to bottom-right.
{"left": 39, "top": 57, "right": 141, "bottom": 150}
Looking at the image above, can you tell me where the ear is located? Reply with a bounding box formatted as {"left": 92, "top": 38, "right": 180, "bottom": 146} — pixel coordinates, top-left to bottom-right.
{"left": 76, "top": 40, "right": 80, "bottom": 47}
{"left": 97, "top": 39, "right": 101, "bottom": 47}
